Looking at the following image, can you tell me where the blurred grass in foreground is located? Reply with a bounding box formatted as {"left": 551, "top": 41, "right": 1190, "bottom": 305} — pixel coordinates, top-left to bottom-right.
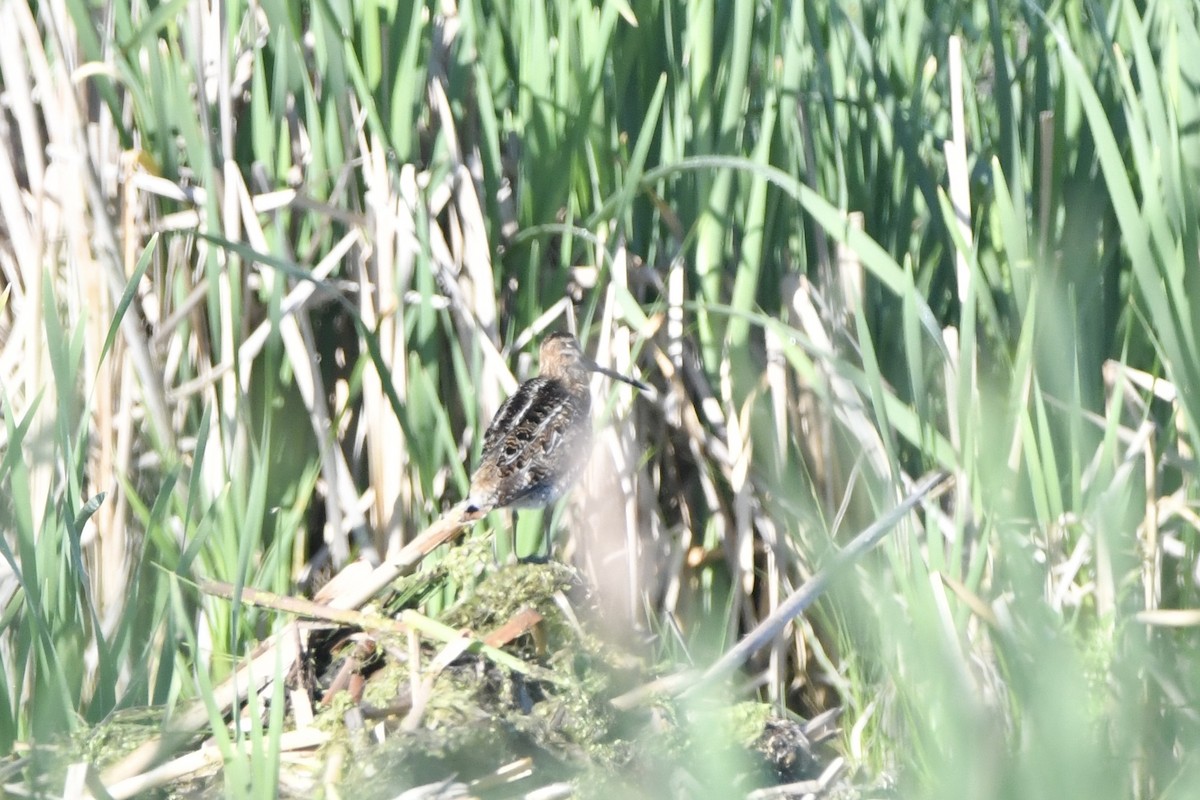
{"left": 1, "top": 0, "right": 1199, "bottom": 796}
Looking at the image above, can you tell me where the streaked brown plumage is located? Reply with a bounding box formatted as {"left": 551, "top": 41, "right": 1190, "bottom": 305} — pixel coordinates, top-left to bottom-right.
{"left": 464, "top": 332, "right": 645, "bottom": 518}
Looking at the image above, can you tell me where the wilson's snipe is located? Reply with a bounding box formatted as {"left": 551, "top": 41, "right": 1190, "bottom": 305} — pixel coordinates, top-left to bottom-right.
{"left": 464, "top": 332, "right": 646, "bottom": 520}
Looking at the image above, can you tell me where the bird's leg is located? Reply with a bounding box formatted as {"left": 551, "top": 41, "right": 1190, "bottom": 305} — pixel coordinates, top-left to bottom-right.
{"left": 487, "top": 510, "right": 518, "bottom": 565}
{"left": 541, "top": 501, "right": 569, "bottom": 560}
{"left": 509, "top": 510, "right": 520, "bottom": 564}
{"left": 543, "top": 505, "right": 557, "bottom": 560}
{"left": 489, "top": 514, "right": 500, "bottom": 563}
{"left": 512, "top": 508, "right": 553, "bottom": 563}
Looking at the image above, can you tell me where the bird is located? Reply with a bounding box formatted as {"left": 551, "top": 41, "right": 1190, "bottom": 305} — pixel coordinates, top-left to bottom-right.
{"left": 463, "top": 332, "right": 647, "bottom": 525}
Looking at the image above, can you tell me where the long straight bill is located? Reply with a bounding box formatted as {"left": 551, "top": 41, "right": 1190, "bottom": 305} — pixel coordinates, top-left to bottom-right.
{"left": 586, "top": 359, "right": 649, "bottom": 391}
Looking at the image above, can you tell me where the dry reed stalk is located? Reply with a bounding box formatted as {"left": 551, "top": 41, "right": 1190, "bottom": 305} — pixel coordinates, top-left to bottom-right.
{"left": 689, "top": 471, "right": 953, "bottom": 694}
{"left": 99, "top": 503, "right": 480, "bottom": 785}
{"left": 358, "top": 131, "right": 410, "bottom": 558}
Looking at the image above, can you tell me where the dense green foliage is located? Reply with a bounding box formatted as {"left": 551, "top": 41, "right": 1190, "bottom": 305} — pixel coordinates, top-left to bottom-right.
{"left": 1, "top": 0, "right": 1199, "bottom": 796}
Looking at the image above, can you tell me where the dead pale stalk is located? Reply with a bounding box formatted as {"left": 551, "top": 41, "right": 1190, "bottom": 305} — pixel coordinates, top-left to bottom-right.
{"left": 100, "top": 504, "right": 476, "bottom": 787}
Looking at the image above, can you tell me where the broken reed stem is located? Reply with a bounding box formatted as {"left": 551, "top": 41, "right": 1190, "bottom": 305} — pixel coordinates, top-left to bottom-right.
{"left": 199, "top": 579, "right": 405, "bottom": 631}
{"left": 323, "top": 502, "right": 475, "bottom": 609}
{"left": 609, "top": 472, "right": 954, "bottom": 711}
{"left": 99, "top": 503, "right": 476, "bottom": 788}
{"left": 687, "top": 471, "right": 952, "bottom": 695}
{"left": 198, "top": 576, "right": 555, "bottom": 680}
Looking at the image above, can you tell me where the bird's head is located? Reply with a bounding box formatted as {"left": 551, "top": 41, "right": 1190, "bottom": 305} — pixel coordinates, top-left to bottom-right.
{"left": 538, "top": 332, "right": 585, "bottom": 374}
{"left": 538, "top": 332, "right": 647, "bottom": 390}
